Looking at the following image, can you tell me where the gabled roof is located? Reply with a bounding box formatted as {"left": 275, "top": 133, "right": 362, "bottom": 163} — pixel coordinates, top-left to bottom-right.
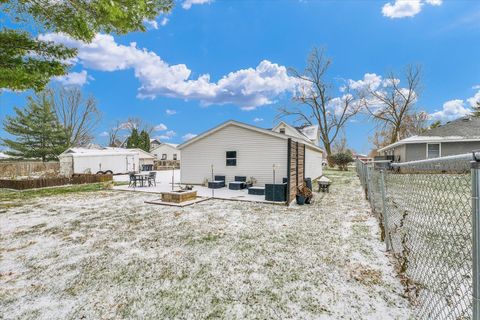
{"left": 272, "top": 121, "right": 319, "bottom": 144}
{"left": 60, "top": 147, "right": 155, "bottom": 158}
{"left": 296, "top": 125, "right": 319, "bottom": 141}
{"left": 151, "top": 143, "right": 179, "bottom": 152}
{"left": 378, "top": 116, "right": 480, "bottom": 152}
{"left": 178, "top": 120, "right": 324, "bottom": 153}
{"left": 272, "top": 121, "right": 310, "bottom": 141}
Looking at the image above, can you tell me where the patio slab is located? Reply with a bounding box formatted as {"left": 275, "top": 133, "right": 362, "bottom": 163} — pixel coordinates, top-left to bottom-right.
{"left": 113, "top": 169, "right": 285, "bottom": 204}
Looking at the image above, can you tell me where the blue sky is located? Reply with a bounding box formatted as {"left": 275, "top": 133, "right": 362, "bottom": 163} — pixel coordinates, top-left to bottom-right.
{"left": 1, "top": 0, "right": 479, "bottom": 153}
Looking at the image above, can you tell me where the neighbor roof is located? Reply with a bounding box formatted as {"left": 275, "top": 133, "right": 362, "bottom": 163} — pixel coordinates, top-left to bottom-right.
{"left": 272, "top": 121, "right": 319, "bottom": 144}
{"left": 379, "top": 116, "right": 480, "bottom": 152}
{"left": 178, "top": 120, "right": 324, "bottom": 153}
{"left": 60, "top": 147, "right": 154, "bottom": 158}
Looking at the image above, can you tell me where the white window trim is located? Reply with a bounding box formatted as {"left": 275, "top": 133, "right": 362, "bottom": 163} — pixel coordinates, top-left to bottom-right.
{"left": 426, "top": 143, "right": 442, "bottom": 159}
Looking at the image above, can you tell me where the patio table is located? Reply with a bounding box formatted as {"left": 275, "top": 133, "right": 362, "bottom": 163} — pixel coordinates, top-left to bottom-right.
{"left": 134, "top": 174, "right": 150, "bottom": 187}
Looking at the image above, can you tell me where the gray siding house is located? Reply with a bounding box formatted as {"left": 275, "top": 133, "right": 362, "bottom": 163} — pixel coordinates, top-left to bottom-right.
{"left": 378, "top": 116, "right": 480, "bottom": 162}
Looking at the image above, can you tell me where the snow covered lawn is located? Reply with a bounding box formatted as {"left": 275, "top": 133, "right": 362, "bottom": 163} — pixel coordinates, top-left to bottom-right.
{"left": 0, "top": 169, "right": 411, "bottom": 319}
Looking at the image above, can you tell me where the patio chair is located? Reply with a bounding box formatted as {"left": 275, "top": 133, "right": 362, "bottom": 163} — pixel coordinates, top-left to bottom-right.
{"left": 128, "top": 172, "right": 137, "bottom": 187}
{"left": 148, "top": 171, "right": 157, "bottom": 187}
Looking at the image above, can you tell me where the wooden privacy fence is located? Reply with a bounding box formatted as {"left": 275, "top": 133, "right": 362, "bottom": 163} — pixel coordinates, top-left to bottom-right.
{"left": 0, "top": 174, "right": 112, "bottom": 190}
{"left": 154, "top": 160, "right": 180, "bottom": 170}
{"left": 287, "top": 139, "right": 305, "bottom": 203}
{"left": 0, "top": 161, "right": 60, "bottom": 178}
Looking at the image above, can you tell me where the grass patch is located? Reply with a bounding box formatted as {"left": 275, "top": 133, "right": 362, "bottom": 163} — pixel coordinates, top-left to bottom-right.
{"left": 0, "top": 183, "right": 108, "bottom": 204}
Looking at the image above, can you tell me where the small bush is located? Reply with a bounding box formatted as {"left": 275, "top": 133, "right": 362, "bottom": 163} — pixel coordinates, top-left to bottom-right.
{"left": 329, "top": 152, "right": 354, "bottom": 171}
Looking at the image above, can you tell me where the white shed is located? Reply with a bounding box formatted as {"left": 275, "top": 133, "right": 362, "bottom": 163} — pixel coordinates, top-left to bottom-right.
{"left": 177, "top": 120, "right": 324, "bottom": 187}
{"left": 59, "top": 147, "right": 141, "bottom": 176}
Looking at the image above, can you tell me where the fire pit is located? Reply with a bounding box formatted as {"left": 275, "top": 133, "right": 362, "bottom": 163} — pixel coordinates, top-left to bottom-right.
{"left": 161, "top": 190, "right": 197, "bottom": 203}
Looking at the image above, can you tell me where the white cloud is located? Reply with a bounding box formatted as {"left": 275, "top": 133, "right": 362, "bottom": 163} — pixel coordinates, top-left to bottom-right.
{"left": 429, "top": 89, "right": 480, "bottom": 121}
{"left": 54, "top": 70, "right": 91, "bottom": 86}
{"left": 182, "top": 133, "right": 197, "bottom": 141}
{"left": 467, "top": 90, "right": 480, "bottom": 108}
{"left": 154, "top": 123, "right": 168, "bottom": 131}
{"left": 425, "top": 0, "right": 442, "bottom": 5}
{"left": 382, "top": 0, "right": 442, "bottom": 19}
{"left": 253, "top": 117, "right": 264, "bottom": 122}
{"left": 182, "top": 0, "right": 213, "bottom": 10}
{"left": 160, "top": 17, "right": 169, "bottom": 26}
{"left": 157, "top": 130, "right": 176, "bottom": 140}
{"left": 430, "top": 99, "right": 471, "bottom": 121}
{"left": 347, "top": 73, "right": 383, "bottom": 91}
{"left": 40, "top": 33, "right": 296, "bottom": 110}
{"left": 165, "top": 109, "right": 177, "bottom": 115}
{"left": 473, "top": 85, "right": 480, "bottom": 90}
{"left": 99, "top": 131, "right": 109, "bottom": 137}
{"left": 144, "top": 19, "right": 158, "bottom": 30}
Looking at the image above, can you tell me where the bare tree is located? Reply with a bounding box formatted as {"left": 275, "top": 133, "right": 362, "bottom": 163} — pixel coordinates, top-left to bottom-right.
{"left": 276, "top": 47, "right": 360, "bottom": 161}
{"left": 362, "top": 65, "right": 422, "bottom": 145}
{"left": 108, "top": 121, "right": 122, "bottom": 147}
{"left": 51, "top": 86, "right": 101, "bottom": 147}
{"left": 120, "top": 117, "right": 153, "bottom": 135}
{"left": 332, "top": 132, "right": 348, "bottom": 154}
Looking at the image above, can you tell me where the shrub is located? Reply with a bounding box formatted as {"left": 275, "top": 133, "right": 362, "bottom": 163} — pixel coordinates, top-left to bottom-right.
{"left": 329, "top": 152, "right": 354, "bottom": 171}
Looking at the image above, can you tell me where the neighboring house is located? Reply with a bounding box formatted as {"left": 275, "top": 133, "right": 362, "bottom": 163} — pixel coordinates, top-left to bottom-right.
{"left": 177, "top": 120, "right": 325, "bottom": 187}
{"left": 59, "top": 147, "right": 155, "bottom": 176}
{"left": 378, "top": 116, "right": 480, "bottom": 162}
{"left": 272, "top": 121, "right": 321, "bottom": 146}
{"left": 151, "top": 143, "right": 180, "bottom": 161}
{"left": 130, "top": 148, "right": 156, "bottom": 169}
{"left": 150, "top": 138, "right": 162, "bottom": 150}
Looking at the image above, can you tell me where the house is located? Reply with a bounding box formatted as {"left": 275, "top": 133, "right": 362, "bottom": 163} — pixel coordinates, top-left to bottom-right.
{"left": 150, "top": 138, "right": 162, "bottom": 150}
{"left": 177, "top": 120, "right": 325, "bottom": 190}
{"left": 59, "top": 147, "right": 155, "bottom": 176}
{"left": 130, "top": 148, "right": 156, "bottom": 169}
{"left": 272, "top": 121, "right": 320, "bottom": 146}
{"left": 151, "top": 143, "right": 180, "bottom": 161}
{"left": 378, "top": 116, "right": 480, "bottom": 162}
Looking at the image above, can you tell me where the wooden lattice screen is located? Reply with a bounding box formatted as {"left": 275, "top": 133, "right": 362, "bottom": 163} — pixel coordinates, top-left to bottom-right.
{"left": 287, "top": 139, "right": 305, "bottom": 203}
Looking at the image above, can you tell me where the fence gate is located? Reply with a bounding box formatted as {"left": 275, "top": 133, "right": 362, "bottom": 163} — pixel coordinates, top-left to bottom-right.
{"left": 287, "top": 139, "right": 305, "bottom": 203}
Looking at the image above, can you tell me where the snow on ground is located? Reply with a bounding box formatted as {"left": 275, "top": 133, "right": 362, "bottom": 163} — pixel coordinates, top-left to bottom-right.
{"left": 0, "top": 169, "right": 412, "bottom": 319}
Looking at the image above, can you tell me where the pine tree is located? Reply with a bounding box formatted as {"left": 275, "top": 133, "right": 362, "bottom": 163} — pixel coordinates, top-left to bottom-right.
{"left": 139, "top": 130, "right": 150, "bottom": 152}
{"left": 126, "top": 128, "right": 140, "bottom": 148}
{"left": 2, "top": 92, "right": 67, "bottom": 161}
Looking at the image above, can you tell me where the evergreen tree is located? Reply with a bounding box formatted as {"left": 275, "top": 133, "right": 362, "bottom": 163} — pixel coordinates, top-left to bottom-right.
{"left": 126, "top": 128, "right": 140, "bottom": 148}
{"left": 1, "top": 0, "right": 173, "bottom": 91}
{"left": 2, "top": 92, "right": 67, "bottom": 161}
{"left": 139, "top": 130, "right": 151, "bottom": 152}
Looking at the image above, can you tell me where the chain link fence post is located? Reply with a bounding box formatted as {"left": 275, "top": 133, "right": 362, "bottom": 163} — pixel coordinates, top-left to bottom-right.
{"left": 380, "top": 169, "right": 392, "bottom": 252}
{"left": 472, "top": 153, "right": 480, "bottom": 320}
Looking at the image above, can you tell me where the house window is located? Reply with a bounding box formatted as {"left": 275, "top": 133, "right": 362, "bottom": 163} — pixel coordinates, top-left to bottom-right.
{"left": 162, "top": 154, "right": 167, "bottom": 160}
{"left": 173, "top": 154, "right": 177, "bottom": 160}
{"left": 427, "top": 143, "right": 441, "bottom": 159}
{"left": 226, "top": 151, "right": 237, "bottom": 166}
{"left": 279, "top": 128, "right": 285, "bottom": 134}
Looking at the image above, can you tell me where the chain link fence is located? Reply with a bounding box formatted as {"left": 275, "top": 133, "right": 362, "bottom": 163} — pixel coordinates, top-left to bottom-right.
{"left": 356, "top": 153, "right": 479, "bottom": 320}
